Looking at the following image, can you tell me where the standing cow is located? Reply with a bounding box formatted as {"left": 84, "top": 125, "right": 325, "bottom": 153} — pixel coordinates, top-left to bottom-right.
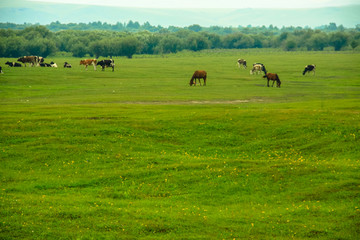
{"left": 17, "top": 56, "right": 43, "bottom": 67}
{"left": 97, "top": 59, "right": 115, "bottom": 71}
{"left": 237, "top": 59, "right": 247, "bottom": 69}
{"left": 80, "top": 59, "right": 97, "bottom": 70}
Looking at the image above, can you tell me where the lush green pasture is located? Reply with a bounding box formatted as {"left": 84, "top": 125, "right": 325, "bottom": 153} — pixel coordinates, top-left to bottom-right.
{"left": 1, "top": 50, "right": 359, "bottom": 239}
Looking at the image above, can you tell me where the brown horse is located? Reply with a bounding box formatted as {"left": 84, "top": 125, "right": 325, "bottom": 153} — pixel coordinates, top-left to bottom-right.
{"left": 263, "top": 73, "right": 281, "bottom": 88}
{"left": 190, "top": 70, "right": 207, "bottom": 86}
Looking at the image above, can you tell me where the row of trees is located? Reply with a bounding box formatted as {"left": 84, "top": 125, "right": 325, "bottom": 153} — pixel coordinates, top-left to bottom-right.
{"left": 0, "top": 24, "right": 359, "bottom": 58}
{"left": 1, "top": 21, "right": 357, "bottom": 34}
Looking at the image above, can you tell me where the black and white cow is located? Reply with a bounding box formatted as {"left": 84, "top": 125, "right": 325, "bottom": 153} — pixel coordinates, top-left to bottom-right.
{"left": 237, "top": 59, "right": 247, "bottom": 69}
{"left": 40, "top": 63, "right": 52, "bottom": 67}
{"left": 303, "top": 64, "right": 316, "bottom": 75}
{"left": 50, "top": 61, "right": 58, "bottom": 68}
{"left": 5, "top": 61, "right": 22, "bottom": 67}
{"left": 64, "top": 62, "right": 72, "bottom": 68}
{"left": 0, "top": 66, "right": 3, "bottom": 74}
{"left": 97, "top": 59, "right": 115, "bottom": 71}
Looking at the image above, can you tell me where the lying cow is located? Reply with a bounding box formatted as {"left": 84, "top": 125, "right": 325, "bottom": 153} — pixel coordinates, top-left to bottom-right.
{"left": 80, "top": 59, "right": 97, "bottom": 70}
{"left": 64, "top": 62, "right": 72, "bottom": 68}
{"left": 97, "top": 59, "right": 115, "bottom": 72}
{"left": 303, "top": 64, "right": 316, "bottom": 75}
{"left": 237, "top": 59, "right": 247, "bottom": 69}
{"left": 40, "top": 63, "right": 52, "bottom": 67}
{"left": 263, "top": 73, "right": 281, "bottom": 88}
{"left": 5, "top": 61, "right": 22, "bottom": 67}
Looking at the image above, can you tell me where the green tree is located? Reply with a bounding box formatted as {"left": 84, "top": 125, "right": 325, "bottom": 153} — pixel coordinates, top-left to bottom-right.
{"left": 330, "top": 32, "right": 349, "bottom": 51}
{"left": 188, "top": 24, "right": 202, "bottom": 32}
{"left": 4, "top": 36, "right": 27, "bottom": 57}
{"left": 156, "top": 35, "right": 183, "bottom": 54}
{"left": 119, "top": 36, "right": 141, "bottom": 58}
{"left": 89, "top": 40, "right": 107, "bottom": 58}
{"left": 186, "top": 33, "right": 210, "bottom": 51}
{"left": 71, "top": 43, "right": 88, "bottom": 58}
{"left": 308, "top": 32, "right": 328, "bottom": 50}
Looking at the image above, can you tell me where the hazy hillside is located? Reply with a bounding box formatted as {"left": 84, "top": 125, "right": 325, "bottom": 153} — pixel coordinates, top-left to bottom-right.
{"left": 0, "top": 0, "right": 359, "bottom": 28}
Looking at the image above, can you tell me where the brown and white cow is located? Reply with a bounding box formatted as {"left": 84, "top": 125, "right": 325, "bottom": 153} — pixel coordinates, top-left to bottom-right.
{"left": 80, "top": 59, "right": 97, "bottom": 70}
{"left": 250, "top": 64, "right": 263, "bottom": 75}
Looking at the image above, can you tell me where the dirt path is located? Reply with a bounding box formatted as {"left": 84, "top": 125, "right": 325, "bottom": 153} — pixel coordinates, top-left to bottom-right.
{"left": 117, "top": 99, "right": 264, "bottom": 105}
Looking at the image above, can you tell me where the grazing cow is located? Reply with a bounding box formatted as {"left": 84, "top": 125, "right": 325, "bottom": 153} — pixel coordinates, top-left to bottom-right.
{"left": 303, "top": 64, "right": 316, "bottom": 75}
{"left": 263, "top": 73, "right": 281, "bottom": 88}
{"left": 64, "top": 62, "right": 72, "bottom": 68}
{"left": 17, "top": 56, "right": 42, "bottom": 67}
{"left": 80, "top": 59, "right": 97, "bottom": 70}
{"left": 50, "top": 61, "right": 58, "bottom": 68}
{"left": 190, "top": 70, "right": 207, "bottom": 86}
{"left": 97, "top": 59, "right": 115, "bottom": 71}
{"left": 5, "top": 61, "right": 22, "bottom": 67}
{"left": 250, "top": 64, "right": 263, "bottom": 75}
{"left": 237, "top": 59, "right": 247, "bottom": 69}
{"left": 251, "top": 63, "right": 267, "bottom": 75}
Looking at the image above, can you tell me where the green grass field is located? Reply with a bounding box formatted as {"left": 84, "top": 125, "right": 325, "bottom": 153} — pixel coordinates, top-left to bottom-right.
{"left": 1, "top": 50, "right": 359, "bottom": 239}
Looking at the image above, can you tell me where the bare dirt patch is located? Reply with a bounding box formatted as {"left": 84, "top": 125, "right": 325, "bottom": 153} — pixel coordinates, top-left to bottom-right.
{"left": 118, "top": 99, "right": 264, "bottom": 105}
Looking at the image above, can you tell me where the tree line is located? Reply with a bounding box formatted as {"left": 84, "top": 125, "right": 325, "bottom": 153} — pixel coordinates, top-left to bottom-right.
{"left": 0, "top": 22, "right": 359, "bottom": 59}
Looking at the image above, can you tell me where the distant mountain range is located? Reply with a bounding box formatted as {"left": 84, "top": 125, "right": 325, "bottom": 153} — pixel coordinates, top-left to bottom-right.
{"left": 1, "top": 0, "right": 359, "bottom": 28}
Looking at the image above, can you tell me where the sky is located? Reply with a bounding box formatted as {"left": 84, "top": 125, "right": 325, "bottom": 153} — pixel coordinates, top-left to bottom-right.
{"left": 29, "top": 0, "right": 359, "bottom": 9}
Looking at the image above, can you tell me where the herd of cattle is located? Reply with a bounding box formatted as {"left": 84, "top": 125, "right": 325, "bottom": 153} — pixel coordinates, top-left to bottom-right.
{"left": 0, "top": 55, "right": 316, "bottom": 88}
{"left": 1, "top": 56, "right": 115, "bottom": 72}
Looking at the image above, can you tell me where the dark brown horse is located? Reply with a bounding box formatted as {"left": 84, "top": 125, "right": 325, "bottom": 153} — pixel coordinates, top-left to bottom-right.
{"left": 263, "top": 73, "right": 281, "bottom": 88}
{"left": 190, "top": 70, "right": 207, "bottom": 86}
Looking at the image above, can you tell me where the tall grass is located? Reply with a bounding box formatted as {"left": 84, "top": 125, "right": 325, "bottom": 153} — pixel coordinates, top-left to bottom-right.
{"left": 0, "top": 50, "right": 359, "bottom": 239}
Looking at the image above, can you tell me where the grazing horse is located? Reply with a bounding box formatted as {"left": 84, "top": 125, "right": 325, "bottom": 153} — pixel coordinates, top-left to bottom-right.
{"left": 303, "top": 64, "right": 316, "bottom": 75}
{"left": 263, "top": 73, "right": 281, "bottom": 88}
{"left": 237, "top": 59, "right": 247, "bottom": 69}
{"left": 80, "top": 59, "right": 97, "bottom": 70}
{"left": 190, "top": 70, "right": 207, "bottom": 86}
